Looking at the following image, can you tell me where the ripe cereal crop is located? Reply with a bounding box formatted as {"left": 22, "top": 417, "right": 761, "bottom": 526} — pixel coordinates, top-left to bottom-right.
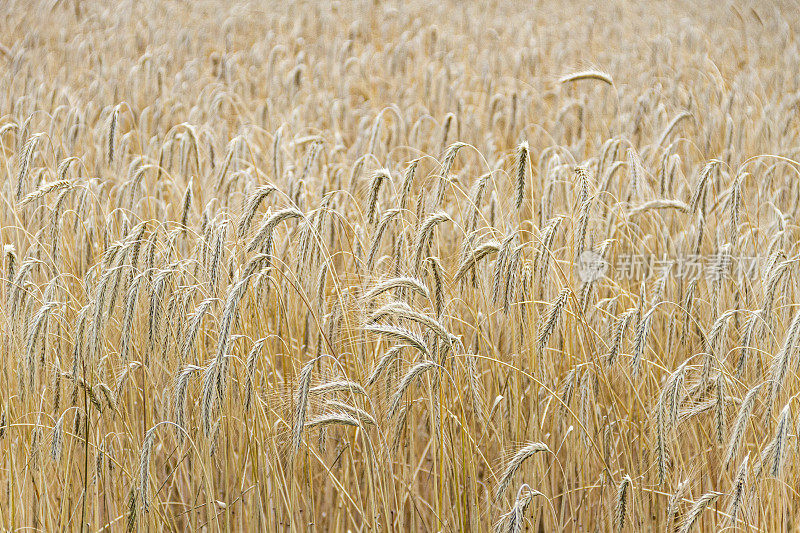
{"left": 0, "top": 1, "right": 799, "bottom": 531}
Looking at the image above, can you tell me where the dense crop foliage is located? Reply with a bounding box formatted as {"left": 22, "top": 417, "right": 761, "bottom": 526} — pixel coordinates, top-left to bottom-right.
{"left": 1, "top": 1, "right": 799, "bottom": 530}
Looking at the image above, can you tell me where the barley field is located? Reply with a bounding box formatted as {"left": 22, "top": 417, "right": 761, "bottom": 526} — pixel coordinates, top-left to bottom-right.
{"left": 1, "top": 0, "right": 799, "bottom": 531}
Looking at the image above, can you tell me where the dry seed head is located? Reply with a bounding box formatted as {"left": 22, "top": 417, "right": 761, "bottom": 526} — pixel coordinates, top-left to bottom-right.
{"left": 304, "top": 412, "right": 361, "bottom": 430}
{"left": 614, "top": 475, "right": 631, "bottom": 533}
{"left": 366, "top": 168, "right": 391, "bottom": 225}
{"left": 514, "top": 141, "right": 529, "bottom": 209}
{"left": 291, "top": 361, "right": 314, "bottom": 457}
{"left": 534, "top": 215, "right": 564, "bottom": 283}
{"left": 138, "top": 426, "right": 158, "bottom": 513}
{"left": 666, "top": 479, "right": 689, "bottom": 530}
{"left": 559, "top": 70, "right": 614, "bottom": 86}
{"left": 365, "top": 345, "right": 404, "bottom": 387}
{"left": 467, "top": 173, "right": 491, "bottom": 233}
{"left": 631, "top": 306, "right": 656, "bottom": 377}
{"left": 388, "top": 361, "right": 437, "bottom": 419}
{"left": 173, "top": 364, "right": 202, "bottom": 438}
{"left": 494, "top": 484, "right": 540, "bottom": 533}
{"left": 50, "top": 411, "right": 67, "bottom": 462}
{"left": 366, "top": 208, "right": 402, "bottom": 271}
{"left": 365, "top": 322, "right": 430, "bottom": 359}
{"left": 679, "top": 491, "right": 721, "bottom": 533}
{"left": 768, "top": 403, "right": 791, "bottom": 477}
{"left": 435, "top": 142, "right": 467, "bottom": 206}
{"left": 725, "top": 383, "right": 763, "bottom": 466}
{"left": 607, "top": 309, "right": 635, "bottom": 366}
{"left": 494, "top": 442, "right": 550, "bottom": 503}
{"left": 16, "top": 133, "right": 42, "bottom": 199}
{"left": 369, "top": 300, "right": 452, "bottom": 345}
{"left": 727, "top": 453, "right": 749, "bottom": 526}
{"left": 455, "top": 240, "right": 501, "bottom": 283}
{"left": 413, "top": 211, "right": 450, "bottom": 273}
{"left": 399, "top": 158, "right": 419, "bottom": 211}
{"left": 108, "top": 105, "right": 119, "bottom": 164}
{"left": 247, "top": 207, "right": 303, "bottom": 254}
{"left": 363, "top": 276, "right": 430, "bottom": 303}
{"left": 537, "top": 288, "right": 570, "bottom": 355}
{"left": 309, "top": 380, "right": 367, "bottom": 397}
{"left": 767, "top": 308, "right": 800, "bottom": 414}
{"left": 244, "top": 339, "right": 267, "bottom": 411}
{"left": 324, "top": 400, "right": 376, "bottom": 426}
{"left": 714, "top": 374, "right": 726, "bottom": 444}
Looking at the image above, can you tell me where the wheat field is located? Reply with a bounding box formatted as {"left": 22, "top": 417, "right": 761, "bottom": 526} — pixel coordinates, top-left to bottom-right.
{"left": 1, "top": 0, "right": 799, "bottom": 531}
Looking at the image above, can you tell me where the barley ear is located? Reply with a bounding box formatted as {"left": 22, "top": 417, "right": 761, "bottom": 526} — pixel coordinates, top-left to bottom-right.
{"left": 614, "top": 475, "right": 631, "bottom": 532}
